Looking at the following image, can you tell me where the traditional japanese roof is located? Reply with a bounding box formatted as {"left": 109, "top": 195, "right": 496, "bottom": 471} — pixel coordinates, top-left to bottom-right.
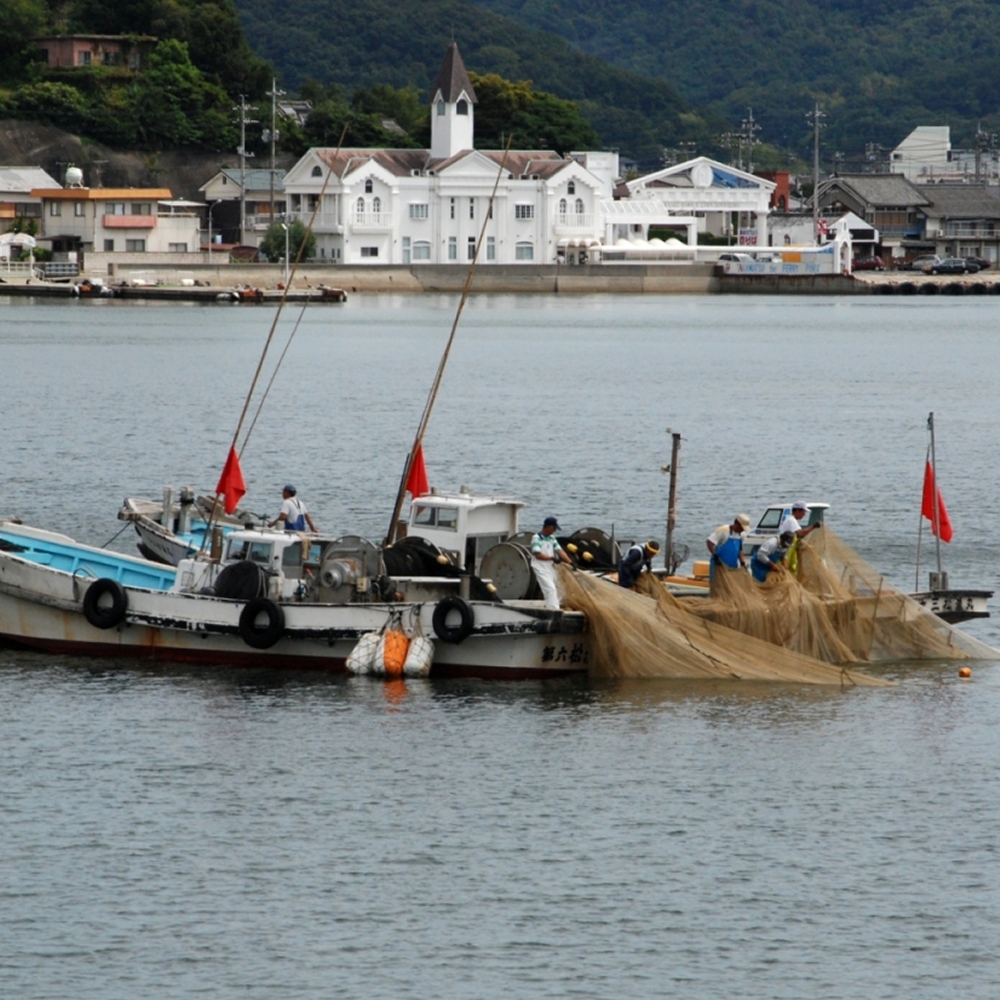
{"left": 0, "top": 167, "right": 60, "bottom": 193}
{"left": 430, "top": 42, "right": 478, "bottom": 104}
{"left": 822, "top": 174, "right": 929, "bottom": 208}
{"left": 916, "top": 183, "right": 1000, "bottom": 219}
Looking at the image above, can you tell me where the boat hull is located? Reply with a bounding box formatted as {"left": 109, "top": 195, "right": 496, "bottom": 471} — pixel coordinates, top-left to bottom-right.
{"left": 910, "top": 589, "right": 992, "bottom": 624}
{"left": 0, "top": 550, "right": 590, "bottom": 679}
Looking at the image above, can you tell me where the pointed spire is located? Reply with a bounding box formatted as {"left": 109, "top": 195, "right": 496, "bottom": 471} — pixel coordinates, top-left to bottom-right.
{"left": 430, "top": 42, "right": 477, "bottom": 104}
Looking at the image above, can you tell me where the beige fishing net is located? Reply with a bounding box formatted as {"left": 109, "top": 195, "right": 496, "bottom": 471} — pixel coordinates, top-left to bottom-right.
{"left": 557, "top": 527, "right": 995, "bottom": 683}
{"left": 558, "top": 566, "right": 887, "bottom": 685}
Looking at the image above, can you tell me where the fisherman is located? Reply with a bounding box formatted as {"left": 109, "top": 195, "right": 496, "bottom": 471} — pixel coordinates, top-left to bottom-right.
{"left": 269, "top": 484, "right": 318, "bottom": 532}
{"left": 530, "top": 516, "right": 573, "bottom": 610}
{"left": 706, "top": 514, "right": 750, "bottom": 576}
{"left": 618, "top": 539, "right": 661, "bottom": 589}
{"left": 751, "top": 531, "right": 795, "bottom": 583}
{"left": 780, "top": 501, "right": 821, "bottom": 540}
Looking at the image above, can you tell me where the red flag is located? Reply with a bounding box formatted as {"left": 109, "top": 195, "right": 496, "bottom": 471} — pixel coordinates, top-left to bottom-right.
{"left": 921, "top": 460, "right": 953, "bottom": 542}
{"left": 405, "top": 444, "right": 429, "bottom": 498}
{"left": 215, "top": 446, "right": 246, "bottom": 515}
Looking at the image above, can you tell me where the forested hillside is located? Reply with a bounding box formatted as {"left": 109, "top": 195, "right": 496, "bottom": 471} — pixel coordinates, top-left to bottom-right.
{"left": 233, "top": 0, "right": 718, "bottom": 165}
{"left": 472, "top": 0, "right": 1000, "bottom": 158}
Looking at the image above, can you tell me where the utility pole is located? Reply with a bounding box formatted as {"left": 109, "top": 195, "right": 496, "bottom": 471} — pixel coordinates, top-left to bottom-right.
{"left": 740, "top": 108, "right": 761, "bottom": 173}
{"left": 806, "top": 103, "right": 826, "bottom": 243}
{"left": 265, "top": 78, "right": 285, "bottom": 225}
{"left": 234, "top": 95, "right": 258, "bottom": 245}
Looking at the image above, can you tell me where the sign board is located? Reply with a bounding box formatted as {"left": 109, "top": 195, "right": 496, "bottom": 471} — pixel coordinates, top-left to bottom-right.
{"left": 738, "top": 229, "right": 758, "bottom": 246}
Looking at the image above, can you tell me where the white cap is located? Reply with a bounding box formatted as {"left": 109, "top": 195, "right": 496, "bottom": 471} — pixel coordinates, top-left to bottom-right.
{"left": 792, "top": 500, "right": 808, "bottom": 512}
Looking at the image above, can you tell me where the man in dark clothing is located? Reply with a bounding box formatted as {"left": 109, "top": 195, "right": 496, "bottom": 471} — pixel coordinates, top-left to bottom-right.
{"left": 618, "top": 539, "right": 661, "bottom": 588}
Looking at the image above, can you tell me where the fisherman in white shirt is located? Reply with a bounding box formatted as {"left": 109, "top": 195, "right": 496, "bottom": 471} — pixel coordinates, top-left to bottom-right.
{"left": 780, "top": 501, "right": 821, "bottom": 541}
{"left": 530, "top": 516, "right": 574, "bottom": 609}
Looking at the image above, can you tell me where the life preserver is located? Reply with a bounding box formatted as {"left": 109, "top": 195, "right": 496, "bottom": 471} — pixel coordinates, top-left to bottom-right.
{"left": 432, "top": 596, "right": 475, "bottom": 644}
{"left": 238, "top": 598, "right": 285, "bottom": 649}
{"left": 82, "top": 578, "right": 128, "bottom": 629}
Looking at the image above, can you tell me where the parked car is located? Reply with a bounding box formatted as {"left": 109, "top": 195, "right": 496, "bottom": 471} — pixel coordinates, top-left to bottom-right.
{"left": 852, "top": 256, "right": 885, "bottom": 271}
{"left": 903, "top": 254, "right": 941, "bottom": 271}
{"left": 927, "top": 257, "right": 979, "bottom": 275}
{"left": 718, "top": 252, "right": 754, "bottom": 263}
{"left": 965, "top": 256, "right": 992, "bottom": 271}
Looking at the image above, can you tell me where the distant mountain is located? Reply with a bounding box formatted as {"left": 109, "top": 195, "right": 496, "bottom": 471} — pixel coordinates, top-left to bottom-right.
{"left": 471, "top": 0, "right": 1000, "bottom": 160}
{"left": 232, "top": 0, "right": 723, "bottom": 166}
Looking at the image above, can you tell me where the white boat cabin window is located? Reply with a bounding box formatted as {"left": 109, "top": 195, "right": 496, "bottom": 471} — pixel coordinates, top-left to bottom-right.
{"left": 436, "top": 507, "right": 458, "bottom": 530}
{"left": 756, "top": 508, "right": 784, "bottom": 531}
{"left": 412, "top": 504, "right": 436, "bottom": 527}
{"left": 227, "top": 539, "right": 274, "bottom": 564}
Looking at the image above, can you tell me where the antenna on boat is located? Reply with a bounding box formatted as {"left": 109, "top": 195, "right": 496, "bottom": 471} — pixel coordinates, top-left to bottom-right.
{"left": 383, "top": 136, "right": 514, "bottom": 546}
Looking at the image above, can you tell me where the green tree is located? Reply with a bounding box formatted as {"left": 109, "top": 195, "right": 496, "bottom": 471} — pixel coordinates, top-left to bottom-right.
{"left": 351, "top": 83, "right": 428, "bottom": 143}
{"left": 133, "top": 38, "right": 231, "bottom": 147}
{"left": 259, "top": 219, "right": 315, "bottom": 263}
{"left": 0, "top": 0, "right": 48, "bottom": 80}
{"left": 8, "top": 81, "right": 89, "bottom": 131}
{"left": 469, "top": 72, "right": 598, "bottom": 154}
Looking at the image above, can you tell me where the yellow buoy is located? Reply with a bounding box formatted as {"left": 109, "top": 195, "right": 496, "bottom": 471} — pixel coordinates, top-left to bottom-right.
{"left": 566, "top": 542, "right": 578, "bottom": 553}
{"left": 582, "top": 551, "right": 594, "bottom": 562}
{"left": 958, "top": 666, "right": 972, "bottom": 679}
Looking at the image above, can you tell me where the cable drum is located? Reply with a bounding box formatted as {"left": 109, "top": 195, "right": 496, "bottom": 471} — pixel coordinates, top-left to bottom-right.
{"left": 479, "top": 542, "right": 537, "bottom": 600}
{"left": 212, "top": 560, "right": 269, "bottom": 600}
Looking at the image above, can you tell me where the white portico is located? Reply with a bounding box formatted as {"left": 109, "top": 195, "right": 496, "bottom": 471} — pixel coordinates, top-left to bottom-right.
{"left": 625, "top": 157, "right": 775, "bottom": 246}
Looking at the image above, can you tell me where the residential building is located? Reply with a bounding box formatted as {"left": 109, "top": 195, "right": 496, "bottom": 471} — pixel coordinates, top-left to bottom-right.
{"left": 281, "top": 43, "right": 619, "bottom": 264}
{"left": 31, "top": 186, "right": 201, "bottom": 257}
{"left": 817, "top": 174, "right": 929, "bottom": 256}
{"left": 34, "top": 34, "right": 156, "bottom": 71}
{"left": 0, "top": 167, "right": 61, "bottom": 225}
{"left": 914, "top": 184, "right": 1000, "bottom": 262}
{"left": 199, "top": 168, "right": 286, "bottom": 245}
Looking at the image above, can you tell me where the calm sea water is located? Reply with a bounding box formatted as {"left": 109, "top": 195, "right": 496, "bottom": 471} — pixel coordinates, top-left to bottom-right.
{"left": 2, "top": 294, "right": 1000, "bottom": 997}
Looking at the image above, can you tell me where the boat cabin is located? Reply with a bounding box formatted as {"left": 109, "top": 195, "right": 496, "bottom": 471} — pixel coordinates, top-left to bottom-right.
{"left": 742, "top": 502, "right": 828, "bottom": 554}
{"left": 408, "top": 487, "right": 522, "bottom": 573}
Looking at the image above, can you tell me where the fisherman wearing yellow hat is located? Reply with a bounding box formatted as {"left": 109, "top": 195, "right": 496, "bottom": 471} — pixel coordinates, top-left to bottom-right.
{"left": 618, "top": 539, "right": 661, "bottom": 589}
{"left": 706, "top": 514, "right": 750, "bottom": 578}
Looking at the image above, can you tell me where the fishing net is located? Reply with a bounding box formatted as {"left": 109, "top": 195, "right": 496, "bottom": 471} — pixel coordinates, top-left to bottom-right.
{"left": 557, "top": 566, "right": 887, "bottom": 686}
{"left": 671, "top": 529, "right": 995, "bottom": 665}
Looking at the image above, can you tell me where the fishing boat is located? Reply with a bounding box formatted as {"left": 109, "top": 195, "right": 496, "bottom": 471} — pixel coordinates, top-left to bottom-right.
{"left": 0, "top": 490, "right": 592, "bottom": 678}
{"left": 118, "top": 486, "right": 255, "bottom": 565}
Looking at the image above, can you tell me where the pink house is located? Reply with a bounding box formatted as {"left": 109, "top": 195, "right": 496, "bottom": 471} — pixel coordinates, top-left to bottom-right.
{"left": 34, "top": 35, "right": 156, "bottom": 71}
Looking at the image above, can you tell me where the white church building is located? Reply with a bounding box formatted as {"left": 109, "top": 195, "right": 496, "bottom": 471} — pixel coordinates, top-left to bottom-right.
{"left": 282, "top": 43, "right": 619, "bottom": 265}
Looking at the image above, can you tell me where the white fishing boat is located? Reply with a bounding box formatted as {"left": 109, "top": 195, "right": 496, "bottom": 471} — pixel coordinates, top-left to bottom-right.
{"left": 0, "top": 502, "right": 591, "bottom": 678}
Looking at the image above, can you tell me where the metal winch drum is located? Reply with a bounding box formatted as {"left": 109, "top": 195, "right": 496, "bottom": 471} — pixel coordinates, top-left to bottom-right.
{"left": 478, "top": 541, "right": 540, "bottom": 601}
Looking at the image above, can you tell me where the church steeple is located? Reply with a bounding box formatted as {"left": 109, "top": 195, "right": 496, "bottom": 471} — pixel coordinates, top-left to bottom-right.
{"left": 430, "top": 43, "right": 477, "bottom": 159}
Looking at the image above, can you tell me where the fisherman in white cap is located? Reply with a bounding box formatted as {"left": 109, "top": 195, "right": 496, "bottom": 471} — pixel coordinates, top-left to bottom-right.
{"left": 269, "top": 484, "right": 318, "bottom": 532}
{"left": 706, "top": 514, "right": 750, "bottom": 578}
{"left": 780, "top": 500, "right": 821, "bottom": 541}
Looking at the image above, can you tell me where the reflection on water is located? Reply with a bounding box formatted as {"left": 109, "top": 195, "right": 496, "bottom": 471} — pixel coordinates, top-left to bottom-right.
{"left": 3, "top": 296, "right": 1000, "bottom": 997}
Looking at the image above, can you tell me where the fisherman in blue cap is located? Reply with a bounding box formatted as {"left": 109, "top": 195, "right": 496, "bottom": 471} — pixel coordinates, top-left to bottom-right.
{"left": 530, "top": 516, "right": 573, "bottom": 609}
{"left": 269, "top": 484, "right": 317, "bottom": 532}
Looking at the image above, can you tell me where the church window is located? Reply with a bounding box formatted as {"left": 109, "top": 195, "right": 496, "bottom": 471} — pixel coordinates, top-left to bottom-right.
{"left": 515, "top": 242, "right": 534, "bottom": 260}
{"left": 373, "top": 196, "right": 381, "bottom": 215}
{"left": 575, "top": 198, "right": 584, "bottom": 215}
{"left": 365, "top": 179, "right": 373, "bottom": 193}
{"left": 355, "top": 197, "right": 365, "bottom": 221}
{"left": 567, "top": 180, "right": 575, "bottom": 194}
{"left": 514, "top": 204, "right": 534, "bottom": 220}
{"left": 559, "top": 198, "right": 567, "bottom": 215}
{"left": 456, "top": 99, "right": 468, "bottom": 116}
{"left": 437, "top": 100, "right": 445, "bottom": 116}
{"left": 311, "top": 165, "right": 322, "bottom": 177}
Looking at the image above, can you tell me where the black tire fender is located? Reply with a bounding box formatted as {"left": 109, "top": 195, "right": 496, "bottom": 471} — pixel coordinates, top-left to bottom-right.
{"left": 239, "top": 598, "right": 285, "bottom": 649}
{"left": 82, "top": 578, "right": 128, "bottom": 629}
{"left": 432, "top": 596, "right": 475, "bottom": 644}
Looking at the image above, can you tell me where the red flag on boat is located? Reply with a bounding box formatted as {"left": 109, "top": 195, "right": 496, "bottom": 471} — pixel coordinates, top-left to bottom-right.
{"left": 215, "top": 445, "right": 246, "bottom": 515}
{"left": 921, "top": 460, "right": 953, "bottom": 542}
{"left": 405, "top": 444, "right": 429, "bottom": 498}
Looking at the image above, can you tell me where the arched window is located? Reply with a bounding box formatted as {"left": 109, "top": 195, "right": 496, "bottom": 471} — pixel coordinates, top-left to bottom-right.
{"left": 311, "top": 165, "right": 322, "bottom": 177}
{"left": 456, "top": 99, "right": 468, "bottom": 116}
{"left": 372, "top": 196, "right": 381, "bottom": 215}
{"left": 567, "top": 180, "right": 575, "bottom": 195}
{"left": 515, "top": 242, "right": 534, "bottom": 261}
{"left": 412, "top": 240, "right": 431, "bottom": 260}
{"left": 355, "top": 197, "right": 365, "bottom": 221}
{"left": 436, "top": 100, "right": 445, "bottom": 116}
{"left": 365, "top": 179, "right": 373, "bottom": 194}
{"left": 559, "top": 198, "right": 567, "bottom": 215}
{"left": 575, "top": 198, "right": 584, "bottom": 216}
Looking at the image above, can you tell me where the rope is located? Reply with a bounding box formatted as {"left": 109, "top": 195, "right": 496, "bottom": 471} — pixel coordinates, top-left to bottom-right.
{"left": 384, "top": 136, "right": 515, "bottom": 544}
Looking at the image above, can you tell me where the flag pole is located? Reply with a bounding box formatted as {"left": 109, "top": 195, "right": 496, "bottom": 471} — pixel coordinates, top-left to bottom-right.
{"left": 915, "top": 441, "right": 928, "bottom": 591}
{"left": 929, "top": 411, "right": 942, "bottom": 582}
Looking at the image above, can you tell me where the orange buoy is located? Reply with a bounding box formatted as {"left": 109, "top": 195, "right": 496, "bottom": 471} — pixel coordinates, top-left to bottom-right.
{"left": 958, "top": 666, "right": 972, "bottom": 679}
{"left": 381, "top": 629, "right": 410, "bottom": 676}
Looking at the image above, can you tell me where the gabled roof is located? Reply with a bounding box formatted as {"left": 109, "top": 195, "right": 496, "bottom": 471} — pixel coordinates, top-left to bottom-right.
{"left": 821, "top": 174, "right": 929, "bottom": 207}
{"left": 627, "top": 156, "right": 775, "bottom": 194}
{"left": 0, "top": 167, "right": 60, "bottom": 193}
{"left": 315, "top": 148, "right": 431, "bottom": 178}
{"left": 916, "top": 183, "right": 1000, "bottom": 219}
{"left": 208, "top": 168, "right": 285, "bottom": 192}
{"left": 430, "top": 42, "right": 477, "bottom": 104}
{"left": 479, "top": 150, "right": 566, "bottom": 179}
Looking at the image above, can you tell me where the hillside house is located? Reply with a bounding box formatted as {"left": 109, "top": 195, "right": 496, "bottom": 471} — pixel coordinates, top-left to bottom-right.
{"left": 34, "top": 35, "right": 156, "bottom": 71}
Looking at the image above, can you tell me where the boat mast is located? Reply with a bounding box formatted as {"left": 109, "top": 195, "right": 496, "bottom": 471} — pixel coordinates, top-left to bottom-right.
{"left": 664, "top": 429, "right": 681, "bottom": 572}
{"left": 929, "top": 411, "right": 943, "bottom": 582}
